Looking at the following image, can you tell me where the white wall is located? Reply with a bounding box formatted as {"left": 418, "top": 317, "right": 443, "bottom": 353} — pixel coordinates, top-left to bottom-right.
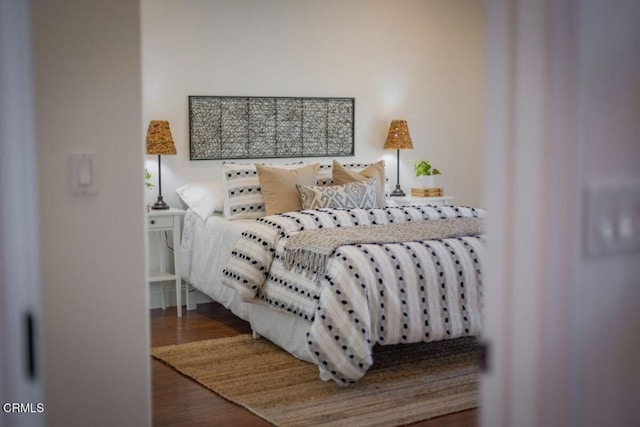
{"left": 142, "top": 0, "right": 485, "bottom": 208}
{"left": 35, "top": 0, "right": 151, "bottom": 426}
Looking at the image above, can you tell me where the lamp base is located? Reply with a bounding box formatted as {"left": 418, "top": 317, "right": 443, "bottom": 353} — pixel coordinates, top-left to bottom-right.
{"left": 390, "top": 185, "right": 406, "bottom": 197}
{"left": 152, "top": 195, "right": 170, "bottom": 210}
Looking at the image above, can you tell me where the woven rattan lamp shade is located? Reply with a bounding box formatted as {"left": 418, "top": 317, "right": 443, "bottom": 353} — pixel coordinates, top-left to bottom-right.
{"left": 384, "top": 120, "right": 414, "bottom": 150}
{"left": 146, "top": 120, "right": 177, "bottom": 155}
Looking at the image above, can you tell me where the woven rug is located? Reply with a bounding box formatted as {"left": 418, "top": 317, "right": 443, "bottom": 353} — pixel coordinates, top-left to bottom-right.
{"left": 152, "top": 335, "right": 480, "bottom": 427}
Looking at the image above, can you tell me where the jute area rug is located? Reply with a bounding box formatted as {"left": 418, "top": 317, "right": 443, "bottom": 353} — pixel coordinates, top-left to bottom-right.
{"left": 152, "top": 335, "right": 479, "bottom": 427}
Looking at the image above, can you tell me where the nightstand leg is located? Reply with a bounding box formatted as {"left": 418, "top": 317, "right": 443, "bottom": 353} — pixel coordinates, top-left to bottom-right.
{"left": 186, "top": 283, "right": 197, "bottom": 311}
{"left": 156, "top": 232, "right": 167, "bottom": 310}
{"left": 173, "top": 223, "right": 182, "bottom": 318}
{"left": 175, "top": 279, "right": 181, "bottom": 317}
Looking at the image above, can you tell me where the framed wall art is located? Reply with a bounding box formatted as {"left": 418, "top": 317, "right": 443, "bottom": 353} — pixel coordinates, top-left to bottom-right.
{"left": 189, "top": 96, "right": 355, "bottom": 160}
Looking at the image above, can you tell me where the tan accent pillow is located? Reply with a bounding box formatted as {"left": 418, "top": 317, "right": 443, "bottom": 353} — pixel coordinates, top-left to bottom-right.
{"left": 332, "top": 160, "right": 386, "bottom": 207}
{"left": 256, "top": 163, "right": 319, "bottom": 215}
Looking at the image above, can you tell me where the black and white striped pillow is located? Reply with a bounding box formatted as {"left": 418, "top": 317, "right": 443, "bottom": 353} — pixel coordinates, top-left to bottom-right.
{"left": 222, "top": 162, "right": 303, "bottom": 220}
{"left": 315, "top": 162, "right": 389, "bottom": 186}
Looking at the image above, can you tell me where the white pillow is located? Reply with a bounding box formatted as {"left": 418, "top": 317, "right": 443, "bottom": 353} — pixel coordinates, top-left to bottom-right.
{"left": 176, "top": 181, "right": 224, "bottom": 221}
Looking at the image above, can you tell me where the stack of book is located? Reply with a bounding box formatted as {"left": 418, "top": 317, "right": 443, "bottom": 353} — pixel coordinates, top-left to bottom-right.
{"left": 411, "top": 187, "right": 444, "bottom": 197}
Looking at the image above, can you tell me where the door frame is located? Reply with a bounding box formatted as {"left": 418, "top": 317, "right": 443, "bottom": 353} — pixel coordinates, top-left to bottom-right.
{"left": 0, "top": 0, "right": 44, "bottom": 425}
{"left": 482, "top": 1, "right": 580, "bottom": 426}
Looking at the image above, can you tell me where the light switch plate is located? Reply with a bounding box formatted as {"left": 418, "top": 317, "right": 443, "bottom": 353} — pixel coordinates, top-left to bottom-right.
{"left": 585, "top": 182, "right": 640, "bottom": 257}
{"left": 585, "top": 184, "right": 617, "bottom": 257}
{"left": 70, "top": 151, "right": 97, "bottom": 195}
{"left": 617, "top": 185, "right": 640, "bottom": 253}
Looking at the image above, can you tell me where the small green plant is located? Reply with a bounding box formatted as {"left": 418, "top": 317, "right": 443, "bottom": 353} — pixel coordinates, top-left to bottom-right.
{"left": 144, "top": 168, "right": 154, "bottom": 190}
{"left": 413, "top": 160, "right": 441, "bottom": 176}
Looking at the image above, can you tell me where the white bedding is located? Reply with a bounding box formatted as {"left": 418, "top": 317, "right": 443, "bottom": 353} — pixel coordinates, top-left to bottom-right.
{"left": 181, "top": 210, "right": 254, "bottom": 321}
{"left": 180, "top": 209, "right": 314, "bottom": 362}
{"left": 223, "top": 206, "right": 486, "bottom": 384}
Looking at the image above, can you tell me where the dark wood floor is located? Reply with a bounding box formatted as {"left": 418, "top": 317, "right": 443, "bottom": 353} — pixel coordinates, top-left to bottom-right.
{"left": 151, "top": 302, "right": 478, "bottom": 426}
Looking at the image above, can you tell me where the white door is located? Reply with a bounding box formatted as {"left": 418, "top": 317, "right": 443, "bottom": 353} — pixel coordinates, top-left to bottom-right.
{"left": 0, "top": 0, "right": 45, "bottom": 426}
{"left": 482, "top": 1, "right": 640, "bottom": 426}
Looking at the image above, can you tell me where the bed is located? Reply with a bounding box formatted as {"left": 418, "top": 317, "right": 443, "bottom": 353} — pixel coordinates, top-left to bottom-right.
{"left": 179, "top": 161, "right": 486, "bottom": 385}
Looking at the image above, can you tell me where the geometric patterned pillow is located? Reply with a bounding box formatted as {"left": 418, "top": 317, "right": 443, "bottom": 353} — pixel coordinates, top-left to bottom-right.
{"left": 222, "top": 162, "right": 303, "bottom": 220}
{"left": 296, "top": 178, "right": 378, "bottom": 210}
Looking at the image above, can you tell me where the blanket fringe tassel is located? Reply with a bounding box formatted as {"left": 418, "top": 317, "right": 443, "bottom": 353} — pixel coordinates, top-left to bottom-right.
{"left": 282, "top": 249, "right": 328, "bottom": 280}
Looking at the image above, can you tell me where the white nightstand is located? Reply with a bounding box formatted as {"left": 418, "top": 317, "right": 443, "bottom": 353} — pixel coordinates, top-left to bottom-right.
{"left": 146, "top": 208, "right": 185, "bottom": 317}
{"left": 392, "top": 195, "right": 455, "bottom": 207}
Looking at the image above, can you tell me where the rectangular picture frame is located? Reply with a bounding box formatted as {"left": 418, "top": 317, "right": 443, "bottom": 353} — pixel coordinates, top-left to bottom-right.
{"left": 189, "top": 96, "right": 355, "bottom": 160}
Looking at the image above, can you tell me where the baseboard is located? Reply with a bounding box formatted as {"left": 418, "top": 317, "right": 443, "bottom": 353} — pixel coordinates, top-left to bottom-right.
{"left": 148, "top": 283, "right": 212, "bottom": 310}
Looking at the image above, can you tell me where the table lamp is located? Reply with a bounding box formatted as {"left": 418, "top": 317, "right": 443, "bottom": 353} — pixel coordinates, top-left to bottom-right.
{"left": 384, "top": 120, "right": 413, "bottom": 197}
{"left": 146, "top": 120, "right": 176, "bottom": 210}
